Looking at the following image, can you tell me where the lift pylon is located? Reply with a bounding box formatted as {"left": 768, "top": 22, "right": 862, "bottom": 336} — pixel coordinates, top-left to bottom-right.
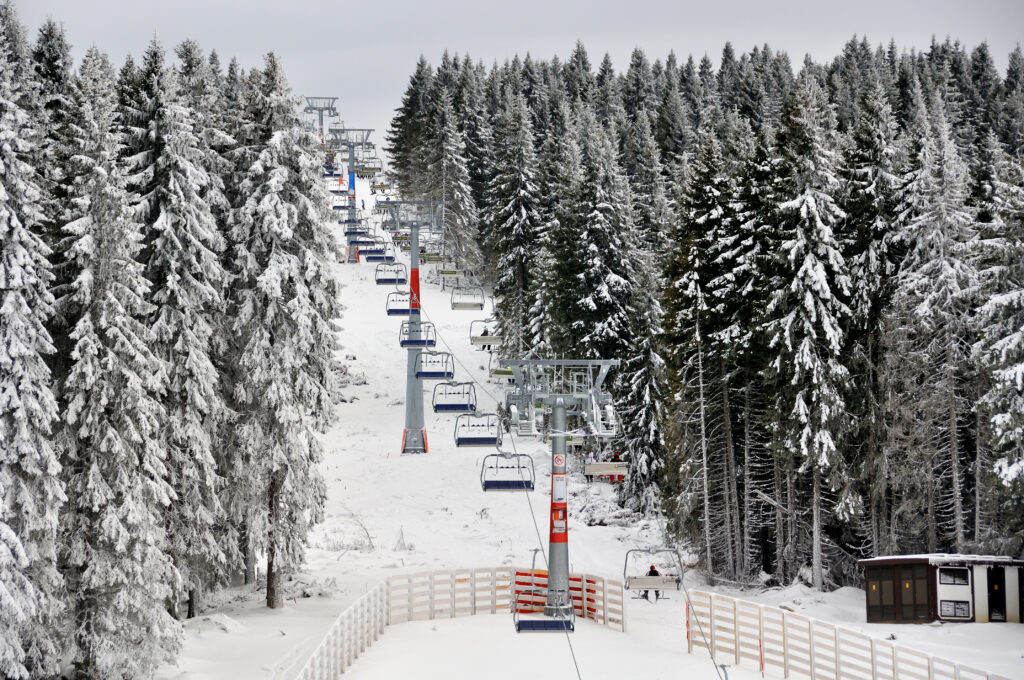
{"left": 500, "top": 358, "right": 620, "bottom": 625}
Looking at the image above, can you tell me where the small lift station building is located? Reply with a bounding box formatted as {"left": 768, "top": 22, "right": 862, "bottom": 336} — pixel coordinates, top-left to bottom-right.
{"left": 858, "top": 554, "right": 1024, "bottom": 624}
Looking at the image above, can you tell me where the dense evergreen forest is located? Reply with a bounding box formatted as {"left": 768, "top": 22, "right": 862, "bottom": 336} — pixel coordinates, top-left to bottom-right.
{"left": 385, "top": 37, "right": 1024, "bottom": 589}
{"left": 0, "top": 3, "right": 338, "bottom": 677}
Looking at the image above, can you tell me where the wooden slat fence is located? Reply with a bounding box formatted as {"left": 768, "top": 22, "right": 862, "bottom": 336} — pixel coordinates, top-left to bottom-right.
{"left": 686, "top": 590, "right": 1015, "bottom": 680}
{"left": 295, "top": 567, "right": 625, "bottom": 678}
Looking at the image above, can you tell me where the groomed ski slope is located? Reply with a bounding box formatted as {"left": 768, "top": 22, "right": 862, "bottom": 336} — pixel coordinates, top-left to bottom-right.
{"left": 158, "top": 178, "right": 1024, "bottom": 680}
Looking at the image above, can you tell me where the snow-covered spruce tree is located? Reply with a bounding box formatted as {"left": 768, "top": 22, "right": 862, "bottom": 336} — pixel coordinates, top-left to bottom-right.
{"left": 228, "top": 52, "right": 339, "bottom": 609}
{"left": 764, "top": 74, "right": 854, "bottom": 591}
{"left": 386, "top": 56, "right": 433, "bottom": 195}
{"left": 890, "top": 90, "right": 978, "bottom": 553}
{"left": 838, "top": 74, "right": 901, "bottom": 556}
{"left": 574, "top": 107, "right": 638, "bottom": 362}
{"left": 623, "top": 108, "right": 674, "bottom": 261}
{"left": 531, "top": 101, "right": 586, "bottom": 357}
{"left": 427, "top": 88, "right": 482, "bottom": 270}
{"left": 655, "top": 56, "right": 693, "bottom": 168}
{"left": 594, "top": 53, "right": 625, "bottom": 130}
{"left": 0, "top": 32, "right": 65, "bottom": 678}
{"left": 971, "top": 130, "right": 1024, "bottom": 547}
{"left": 59, "top": 45, "right": 182, "bottom": 679}
{"left": 456, "top": 56, "right": 494, "bottom": 217}
{"left": 617, "top": 261, "right": 668, "bottom": 516}
{"left": 123, "top": 38, "right": 229, "bottom": 619}
{"left": 486, "top": 92, "right": 541, "bottom": 355}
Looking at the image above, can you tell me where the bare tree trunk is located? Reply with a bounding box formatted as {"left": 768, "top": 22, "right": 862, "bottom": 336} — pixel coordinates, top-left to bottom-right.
{"left": 927, "top": 456, "right": 937, "bottom": 552}
{"left": 786, "top": 457, "right": 796, "bottom": 582}
{"left": 975, "top": 401, "right": 985, "bottom": 544}
{"left": 947, "top": 351, "right": 964, "bottom": 551}
{"left": 773, "top": 458, "right": 785, "bottom": 582}
{"left": 266, "top": 473, "right": 283, "bottom": 609}
{"left": 870, "top": 497, "right": 880, "bottom": 557}
{"left": 188, "top": 589, "right": 198, "bottom": 619}
{"left": 721, "top": 365, "right": 741, "bottom": 577}
{"left": 812, "top": 466, "right": 823, "bottom": 590}
{"left": 243, "top": 523, "right": 256, "bottom": 585}
{"left": 696, "top": 317, "right": 714, "bottom": 582}
{"left": 742, "top": 386, "right": 753, "bottom": 575}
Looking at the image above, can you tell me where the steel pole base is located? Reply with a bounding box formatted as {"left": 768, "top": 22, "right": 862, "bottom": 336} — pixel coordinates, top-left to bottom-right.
{"left": 401, "top": 428, "right": 427, "bottom": 455}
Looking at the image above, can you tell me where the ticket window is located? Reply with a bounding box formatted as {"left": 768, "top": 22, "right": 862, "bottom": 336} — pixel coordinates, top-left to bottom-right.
{"left": 900, "top": 565, "right": 929, "bottom": 621}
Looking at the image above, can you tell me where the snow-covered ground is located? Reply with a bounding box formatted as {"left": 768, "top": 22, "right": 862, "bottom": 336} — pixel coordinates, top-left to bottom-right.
{"left": 157, "top": 178, "right": 1024, "bottom": 680}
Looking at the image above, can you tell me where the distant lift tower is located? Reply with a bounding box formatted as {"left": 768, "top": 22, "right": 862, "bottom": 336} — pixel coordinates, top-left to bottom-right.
{"left": 387, "top": 200, "right": 444, "bottom": 454}
{"left": 502, "top": 359, "right": 620, "bottom": 627}
{"left": 328, "top": 125, "right": 374, "bottom": 243}
{"left": 303, "top": 96, "right": 338, "bottom": 143}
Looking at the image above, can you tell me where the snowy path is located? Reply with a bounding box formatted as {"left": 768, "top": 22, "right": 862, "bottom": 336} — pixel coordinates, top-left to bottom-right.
{"left": 158, "top": 179, "right": 1024, "bottom": 680}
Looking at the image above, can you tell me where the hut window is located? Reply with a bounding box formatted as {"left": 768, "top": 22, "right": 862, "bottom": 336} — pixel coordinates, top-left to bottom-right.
{"left": 939, "top": 568, "right": 969, "bottom": 585}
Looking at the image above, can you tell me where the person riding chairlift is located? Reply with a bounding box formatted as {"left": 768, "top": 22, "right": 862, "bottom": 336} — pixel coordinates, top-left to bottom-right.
{"left": 642, "top": 564, "right": 661, "bottom": 602}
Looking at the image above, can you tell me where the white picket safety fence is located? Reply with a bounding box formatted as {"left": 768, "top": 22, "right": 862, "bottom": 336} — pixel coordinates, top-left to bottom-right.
{"left": 686, "top": 590, "right": 1015, "bottom": 680}
{"left": 295, "top": 567, "right": 625, "bottom": 678}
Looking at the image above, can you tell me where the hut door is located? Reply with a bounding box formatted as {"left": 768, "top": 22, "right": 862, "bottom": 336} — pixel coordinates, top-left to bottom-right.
{"left": 987, "top": 567, "right": 1006, "bottom": 622}
{"left": 899, "top": 565, "right": 929, "bottom": 621}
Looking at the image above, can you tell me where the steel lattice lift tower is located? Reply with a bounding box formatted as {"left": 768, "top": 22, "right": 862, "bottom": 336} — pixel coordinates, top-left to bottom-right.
{"left": 501, "top": 359, "right": 620, "bottom": 630}
{"left": 386, "top": 200, "right": 444, "bottom": 454}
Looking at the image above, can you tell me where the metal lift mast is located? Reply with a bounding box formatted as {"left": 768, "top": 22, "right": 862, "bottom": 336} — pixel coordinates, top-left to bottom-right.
{"left": 387, "top": 200, "right": 444, "bottom": 454}
{"left": 302, "top": 96, "right": 338, "bottom": 143}
{"left": 500, "top": 359, "right": 620, "bottom": 617}
{"left": 328, "top": 126, "right": 374, "bottom": 245}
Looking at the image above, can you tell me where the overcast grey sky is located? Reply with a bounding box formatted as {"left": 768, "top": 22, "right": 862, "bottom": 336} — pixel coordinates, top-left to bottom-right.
{"left": 16, "top": 0, "right": 1024, "bottom": 153}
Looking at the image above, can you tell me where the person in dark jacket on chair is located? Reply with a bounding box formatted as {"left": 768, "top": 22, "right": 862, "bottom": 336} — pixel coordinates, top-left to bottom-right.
{"left": 642, "top": 564, "right": 661, "bottom": 602}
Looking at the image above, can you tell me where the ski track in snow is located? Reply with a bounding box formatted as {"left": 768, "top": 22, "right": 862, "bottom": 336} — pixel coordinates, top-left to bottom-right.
{"left": 157, "top": 178, "right": 1024, "bottom": 680}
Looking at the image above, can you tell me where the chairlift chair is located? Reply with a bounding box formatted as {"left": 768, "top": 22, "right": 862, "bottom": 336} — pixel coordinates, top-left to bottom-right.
{"left": 622, "top": 548, "right": 683, "bottom": 596}
{"left": 431, "top": 381, "right": 476, "bottom": 412}
{"left": 451, "top": 286, "right": 486, "bottom": 311}
{"left": 375, "top": 263, "right": 408, "bottom": 286}
{"left": 508, "top": 399, "right": 541, "bottom": 438}
{"left": 480, "top": 452, "right": 535, "bottom": 491}
{"left": 385, "top": 291, "right": 414, "bottom": 316}
{"left": 400, "top": 321, "right": 437, "bottom": 348}
{"left": 470, "top": 319, "right": 501, "bottom": 350}
{"left": 589, "top": 395, "right": 619, "bottom": 438}
{"left": 414, "top": 351, "right": 455, "bottom": 380}
{"left": 453, "top": 413, "right": 501, "bottom": 447}
{"left": 344, "top": 221, "right": 369, "bottom": 237}
{"left": 488, "top": 355, "right": 514, "bottom": 381}
{"left": 374, "top": 201, "right": 391, "bottom": 214}
{"left": 513, "top": 588, "right": 575, "bottom": 633}
{"left": 364, "top": 242, "right": 396, "bottom": 263}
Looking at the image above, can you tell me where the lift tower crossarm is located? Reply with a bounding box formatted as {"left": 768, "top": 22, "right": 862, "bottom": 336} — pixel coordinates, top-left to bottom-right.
{"left": 328, "top": 126, "right": 375, "bottom": 248}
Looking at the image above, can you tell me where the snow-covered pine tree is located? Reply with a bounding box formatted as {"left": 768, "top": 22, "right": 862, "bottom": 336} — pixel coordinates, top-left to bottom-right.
{"left": 456, "top": 55, "right": 494, "bottom": 216}
{"left": 890, "top": 90, "right": 978, "bottom": 553}
{"left": 655, "top": 55, "right": 693, "bottom": 168}
{"left": 838, "top": 74, "right": 901, "bottom": 556}
{"left": 123, "top": 38, "right": 229, "bottom": 619}
{"left": 574, "top": 107, "right": 638, "bottom": 361}
{"left": 486, "top": 92, "right": 541, "bottom": 354}
{"left": 0, "top": 31, "right": 65, "bottom": 678}
{"left": 972, "top": 132, "right": 1024, "bottom": 518}
{"left": 427, "top": 88, "right": 482, "bottom": 270}
{"left": 228, "top": 52, "right": 339, "bottom": 609}
{"left": 386, "top": 56, "right": 433, "bottom": 195}
{"left": 617, "top": 259, "right": 668, "bottom": 516}
{"left": 765, "top": 74, "right": 854, "bottom": 590}
{"left": 623, "top": 109, "right": 673, "bottom": 262}
{"left": 531, "top": 101, "right": 586, "bottom": 357}
{"left": 59, "top": 45, "right": 182, "bottom": 678}
{"left": 594, "top": 53, "right": 625, "bottom": 130}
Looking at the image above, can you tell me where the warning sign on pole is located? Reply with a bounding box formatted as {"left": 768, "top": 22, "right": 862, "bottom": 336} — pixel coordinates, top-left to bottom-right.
{"left": 552, "top": 473, "right": 566, "bottom": 503}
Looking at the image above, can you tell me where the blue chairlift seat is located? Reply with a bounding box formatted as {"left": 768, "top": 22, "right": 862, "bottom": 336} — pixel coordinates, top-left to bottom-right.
{"left": 454, "top": 413, "right": 501, "bottom": 447}
{"left": 513, "top": 589, "right": 575, "bottom": 634}
{"left": 400, "top": 321, "right": 436, "bottom": 348}
{"left": 431, "top": 381, "right": 476, "bottom": 412}
{"left": 386, "top": 291, "right": 413, "bottom": 316}
{"left": 376, "top": 263, "right": 408, "bottom": 286}
{"left": 364, "top": 244, "right": 395, "bottom": 263}
{"left": 480, "top": 453, "right": 535, "bottom": 492}
{"left": 415, "top": 351, "right": 455, "bottom": 380}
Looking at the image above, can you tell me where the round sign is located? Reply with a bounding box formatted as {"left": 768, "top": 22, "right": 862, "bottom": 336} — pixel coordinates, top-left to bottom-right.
{"left": 554, "top": 454, "right": 565, "bottom": 468}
